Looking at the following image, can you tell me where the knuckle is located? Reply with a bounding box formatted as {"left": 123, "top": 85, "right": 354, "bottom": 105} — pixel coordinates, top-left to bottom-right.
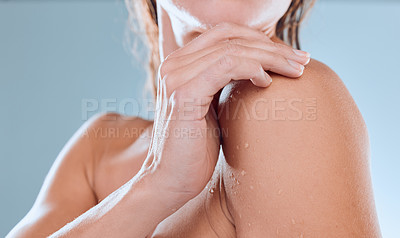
{"left": 222, "top": 41, "right": 241, "bottom": 54}
{"left": 224, "top": 38, "right": 243, "bottom": 46}
{"left": 271, "top": 54, "right": 286, "bottom": 67}
{"left": 272, "top": 42, "right": 286, "bottom": 53}
{"left": 217, "top": 55, "right": 234, "bottom": 70}
{"left": 159, "top": 57, "right": 178, "bottom": 78}
{"left": 171, "top": 88, "right": 190, "bottom": 105}
{"left": 266, "top": 42, "right": 279, "bottom": 54}
{"left": 158, "top": 60, "right": 171, "bottom": 78}
{"left": 269, "top": 42, "right": 279, "bottom": 51}
{"left": 230, "top": 38, "right": 244, "bottom": 45}
{"left": 272, "top": 42, "right": 281, "bottom": 48}
{"left": 256, "top": 64, "right": 264, "bottom": 76}
{"left": 247, "top": 61, "right": 262, "bottom": 79}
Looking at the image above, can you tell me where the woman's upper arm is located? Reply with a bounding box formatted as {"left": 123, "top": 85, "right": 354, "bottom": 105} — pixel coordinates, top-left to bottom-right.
{"left": 218, "top": 60, "right": 381, "bottom": 237}
{"left": 7, "top": 113, "right": 111, "bottom": 237}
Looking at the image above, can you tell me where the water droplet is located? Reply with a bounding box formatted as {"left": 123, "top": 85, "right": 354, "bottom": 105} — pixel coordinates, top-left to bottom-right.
{"left": 247, "top": 223, "right": 251, "bottom": 227}
{"left": 276, "top": 227, "right": 280, "bottom": 235}
{"left": 258, "top": 210, "right": 261, "bottom": 214}
{"left": 241, "top": 170, "right": 246, "bottom": 176}
{"left": 236, "top": 145, "right": 240, "bottom": 150}
{"left": 256, "top": 139, "right": 260, "bottom": 143}
{"left": 236, "top": 90, "right": 241, "bottom": 95}
{"left": 299, "top": 233, "right": 303, "bottom": 238}
{"left": 250, "top": 185, "right": 254, "bottom": 190}
{"left": 278, "top": 189, "right": 283, "bottom": 195}
{"left": 291, "top": 218, "right": 296, "bottom": 224}
{"left": 244, "top": 143, "right": 249, "bottom": 149}
{"left": 239, "top": 213, "right": 242, "bottom": 218}
{"left": 209, "top": 188, "right": 214, "bottom": 194}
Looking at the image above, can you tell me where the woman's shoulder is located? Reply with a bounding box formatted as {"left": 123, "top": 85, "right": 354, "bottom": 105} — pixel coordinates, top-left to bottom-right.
{"left": 6, "top": 112, "right": 154, "bottom": 237}
{"left": 54, "top": 112, "right": 152, "bottom": 169}
{"left": 217, "top": 59, "right": 379, "bottom": 237}
{"left": 219, "top": 58, "right": 355, "bottom": 107}
{"left": 82, "top": 112, "right": 153, "bottom": 153}
{"left": 218, "top": 58, "right": 368, "bottom": 141}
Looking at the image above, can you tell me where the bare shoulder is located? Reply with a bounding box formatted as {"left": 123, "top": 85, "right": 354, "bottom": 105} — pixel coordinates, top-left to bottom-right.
{"left": 218, "top": 58, "right": 368, "bottom": 146}
{"left": 7, "top": 112, "right": 153, "bottom": 237}
{"left": 217, "top": 59, "right": 380, "bottom": 237}
{"left": 45, "top": 111, "right": 152, "bottom": 170}
{"left": 84, "top": 112, "right": 153, "bottom": 157}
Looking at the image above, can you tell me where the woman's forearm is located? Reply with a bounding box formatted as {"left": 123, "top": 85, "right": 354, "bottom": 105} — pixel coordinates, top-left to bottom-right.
{"left": 49, "top": 168, "right": 182, "bottom": 238}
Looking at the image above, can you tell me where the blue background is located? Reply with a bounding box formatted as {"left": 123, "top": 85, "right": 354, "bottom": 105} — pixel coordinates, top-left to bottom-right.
{"left": 0, "top": 0, "right": 399, "bottom": 237}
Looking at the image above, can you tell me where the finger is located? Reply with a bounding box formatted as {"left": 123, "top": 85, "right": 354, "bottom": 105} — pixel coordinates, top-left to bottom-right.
{"left": 231, "top": 39, "right": 311, "bottom": 65}
{"left": 168, "top": 38, "right": 310, "bottom": 74}
{"left": 168, "top": 22, "right": 274, "bottom": 59}
{"left": 174, "top": 55, "right": 271, "bottom": 101}
{"left": 161, "top": 42, "right": 303, "bottom": 94}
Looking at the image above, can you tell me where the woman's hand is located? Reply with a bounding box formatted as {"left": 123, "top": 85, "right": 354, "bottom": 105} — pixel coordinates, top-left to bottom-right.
{"left": 140, "top": 22, "right": 311, "bottom": 210}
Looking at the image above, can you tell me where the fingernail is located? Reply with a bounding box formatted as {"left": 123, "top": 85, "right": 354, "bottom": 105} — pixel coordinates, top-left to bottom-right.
{"left": 288, "top": 59, "right": 304, "bottom": 73}
{"left": 305, "top": 57, "right": 311, "bottom": 65}
{"left": 300, "top": 65, "right": 304, "bottom": 74}
{"left": 293, "top": 49, "right": 311, "bottom": 58}
{"left": 264, "top": 72, "right": 272, "bottom": 86}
